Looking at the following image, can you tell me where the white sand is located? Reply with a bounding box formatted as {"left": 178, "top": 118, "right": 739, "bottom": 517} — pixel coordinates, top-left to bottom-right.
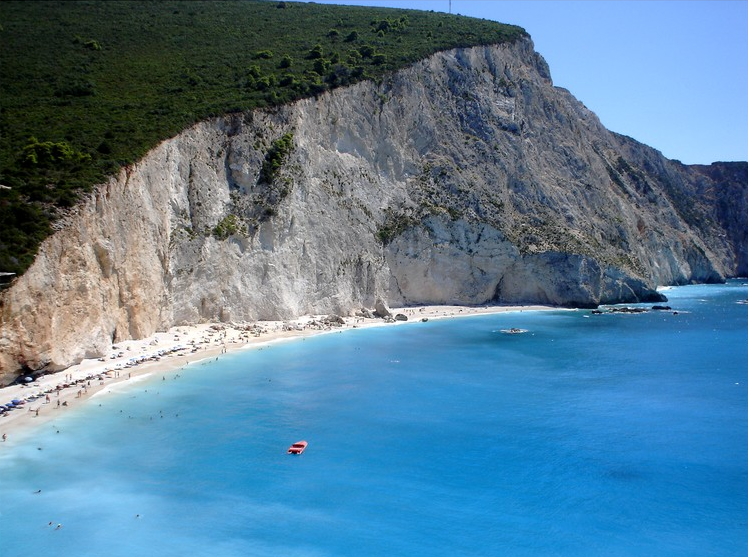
{"left": 0, "top": 304, "right": 553, "bottom": 442}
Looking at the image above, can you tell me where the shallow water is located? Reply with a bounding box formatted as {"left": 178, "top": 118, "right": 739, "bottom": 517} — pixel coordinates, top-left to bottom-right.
{"left": 1, "top": 282, "right": 747, "bottom": 556}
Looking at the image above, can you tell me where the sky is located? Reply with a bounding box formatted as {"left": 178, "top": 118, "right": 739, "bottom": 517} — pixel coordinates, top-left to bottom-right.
{"left": 312, "top": 0, "right": 748, "bottom": 165}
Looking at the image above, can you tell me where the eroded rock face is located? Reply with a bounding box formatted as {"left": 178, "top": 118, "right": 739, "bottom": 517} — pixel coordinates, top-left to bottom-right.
{"left": 1, "top": 38, "right": 745, "bottom": 380}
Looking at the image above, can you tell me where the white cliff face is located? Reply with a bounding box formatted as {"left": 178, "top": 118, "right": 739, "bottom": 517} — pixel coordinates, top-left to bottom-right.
{"left": 1, "top": 38, "right": 745, "bottom": 380}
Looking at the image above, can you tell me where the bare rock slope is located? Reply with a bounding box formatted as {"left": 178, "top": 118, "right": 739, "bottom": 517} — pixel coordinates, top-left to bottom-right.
{"left": 1, "top": 37, "right": 746, "bottom": 380}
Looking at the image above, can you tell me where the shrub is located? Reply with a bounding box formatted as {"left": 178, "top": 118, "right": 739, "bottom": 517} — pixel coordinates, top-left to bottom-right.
{"left": 259, "top": 132, "right": 294, "bottom": 184}
{"left": 255, "top": 75, "right": 275, "bottom": 91}
{"left": 313, "top": 58, "right": 330, "bottom": 75}
{"left": 22, "top": 138, "right": 91, "bottom": 167}
{"left": 376, "top": 211, "right": 417, "bottom": 244}
{"left": 54, "top": 81, "right": 97, "bottom": 98}
{"left": 212, "top": 214, "right": 246, "bottom": 240}
{"left": 307, "top": 44, "right": 323, "bottom": 59}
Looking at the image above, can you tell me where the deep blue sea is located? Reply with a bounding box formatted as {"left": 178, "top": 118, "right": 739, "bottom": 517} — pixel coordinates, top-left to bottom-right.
{"left": 1, "top": 282, "right": 747, "bottom": 556}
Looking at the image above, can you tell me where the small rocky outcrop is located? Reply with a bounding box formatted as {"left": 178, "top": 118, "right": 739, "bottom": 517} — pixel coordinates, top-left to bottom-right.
{"left": 374, "top": 299, "right": 393, "bottom": 319}
{"left": 355, "top": 308, "right": 375, "bottom": 319}
{"left": 323, "top": 314, "right": 346, "bottom": 327}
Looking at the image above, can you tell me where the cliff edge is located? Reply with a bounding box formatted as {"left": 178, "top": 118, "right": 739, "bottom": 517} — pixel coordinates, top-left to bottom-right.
{"left": 1, "top": 37, "right": 746, "bottom": 381}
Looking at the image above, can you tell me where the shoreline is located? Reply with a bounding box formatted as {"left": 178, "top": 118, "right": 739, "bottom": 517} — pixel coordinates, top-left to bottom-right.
{"left": 0, "top": 303, "right": 554, "bottom": 444}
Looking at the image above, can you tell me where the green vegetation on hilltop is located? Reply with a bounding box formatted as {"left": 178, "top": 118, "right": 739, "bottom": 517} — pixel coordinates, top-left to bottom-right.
{"left": 0, "top": 0, "right": 525, "bottom": 276}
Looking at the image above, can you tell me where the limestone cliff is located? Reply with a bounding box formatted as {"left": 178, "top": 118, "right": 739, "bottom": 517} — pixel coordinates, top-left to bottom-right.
{"left": 1, "top": 37, "right": 746, "bottom": 381}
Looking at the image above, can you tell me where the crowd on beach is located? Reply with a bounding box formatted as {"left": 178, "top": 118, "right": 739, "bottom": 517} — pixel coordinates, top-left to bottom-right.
{"left": 0, "top": 322, "right": 278, "bottom": 437}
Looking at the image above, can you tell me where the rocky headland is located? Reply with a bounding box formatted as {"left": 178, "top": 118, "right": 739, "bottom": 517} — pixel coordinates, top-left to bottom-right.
{"left": 1, "top": 37, "right": 746, "bottom": 381}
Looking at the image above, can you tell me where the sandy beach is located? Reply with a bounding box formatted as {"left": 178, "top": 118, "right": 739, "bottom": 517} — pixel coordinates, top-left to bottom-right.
{"left": 0, "top": 304, "right": 552, "bottom": 443}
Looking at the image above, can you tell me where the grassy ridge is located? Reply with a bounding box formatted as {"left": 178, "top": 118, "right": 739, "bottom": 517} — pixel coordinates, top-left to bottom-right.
{"left": 0, "top": 0, "right": 525, "bottom": 276}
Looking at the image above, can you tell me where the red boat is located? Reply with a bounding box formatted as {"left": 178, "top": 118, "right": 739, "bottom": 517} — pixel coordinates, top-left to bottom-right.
{"left": 287, "top": 440, "right": 308, "bottom": 454}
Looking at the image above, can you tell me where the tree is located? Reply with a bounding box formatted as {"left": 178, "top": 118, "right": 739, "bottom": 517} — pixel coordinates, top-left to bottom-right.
{"left": 307, "top": 44, "right": 323, "bottom": 59}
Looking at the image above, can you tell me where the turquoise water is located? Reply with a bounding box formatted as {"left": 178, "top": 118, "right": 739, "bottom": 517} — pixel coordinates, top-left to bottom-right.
{"left": 1, "top": 282, "right": 747, "bottom": 556}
